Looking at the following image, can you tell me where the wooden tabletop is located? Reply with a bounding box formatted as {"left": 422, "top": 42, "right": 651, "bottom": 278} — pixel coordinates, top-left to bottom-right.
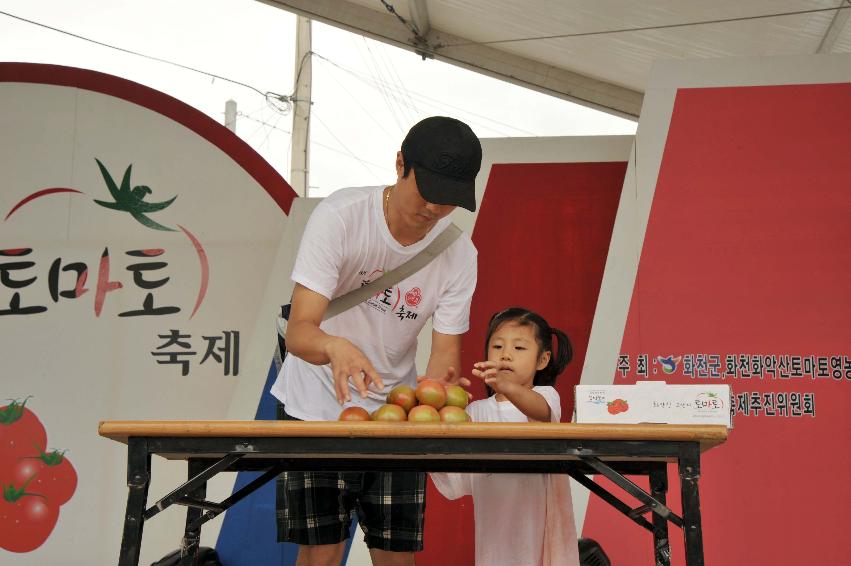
{"left": 99, "top": 420, "right": 728, "bottom": 451}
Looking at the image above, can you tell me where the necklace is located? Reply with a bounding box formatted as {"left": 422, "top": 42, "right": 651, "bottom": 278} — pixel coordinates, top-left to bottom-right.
{"left": 384, "top": 186, "right": 392, "bottom": 230}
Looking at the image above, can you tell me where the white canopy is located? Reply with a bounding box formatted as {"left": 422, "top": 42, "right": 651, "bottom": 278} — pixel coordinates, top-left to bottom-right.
{"left": 260, "top": 0, "right": 851, "bottom": 118}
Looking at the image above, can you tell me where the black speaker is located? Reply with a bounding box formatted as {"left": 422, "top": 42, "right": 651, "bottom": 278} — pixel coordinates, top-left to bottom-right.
{"left": 151, "top": 546, "right": 222, "bottom": 566}
{"left": 579, "top": 537, "right": 611, "bottom": 566}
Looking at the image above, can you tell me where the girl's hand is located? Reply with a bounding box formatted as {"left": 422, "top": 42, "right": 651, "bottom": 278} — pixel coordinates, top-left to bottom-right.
{"left": 471, "top": 361, "right": 520, "bottom": 396}
{"left": 473, "top": 360, "right": 552, "bottom": 421}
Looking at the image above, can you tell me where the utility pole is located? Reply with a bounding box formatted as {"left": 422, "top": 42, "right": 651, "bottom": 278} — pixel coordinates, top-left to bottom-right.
{"left": 224, "top": 99, "right": 237, "bottom": 132}
{"left": 290, "top": 16, "right": 312, "bottom": 197}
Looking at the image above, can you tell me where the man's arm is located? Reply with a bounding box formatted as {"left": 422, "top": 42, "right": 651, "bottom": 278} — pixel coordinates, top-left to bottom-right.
{"left": 286, "top": 283, "right": 384, "bottom": 403}
{"left": 422, "top": 330, "right": 470, "bottom": 386}
{"left": 285, "top": 283, "right": 333, "bottom": 364}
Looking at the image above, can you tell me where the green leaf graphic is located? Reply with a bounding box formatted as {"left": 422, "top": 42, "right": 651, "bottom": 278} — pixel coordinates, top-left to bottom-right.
{"left": 92, "top": 158, "right": 177, "bottom": 232}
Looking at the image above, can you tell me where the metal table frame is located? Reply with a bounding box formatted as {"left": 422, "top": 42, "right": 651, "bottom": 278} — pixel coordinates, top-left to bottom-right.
{"left": 101, "top": 422, "right": 726, "bottom": 566}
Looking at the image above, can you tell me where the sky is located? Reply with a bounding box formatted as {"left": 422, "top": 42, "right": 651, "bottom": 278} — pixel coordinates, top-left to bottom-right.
{"left": 0, "top": 0, "right": 636, "bottom": 196}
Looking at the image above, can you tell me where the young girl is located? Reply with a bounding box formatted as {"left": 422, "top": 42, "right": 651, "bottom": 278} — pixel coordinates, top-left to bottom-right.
{"left": 431, "top": 307, "right": 580, "bottom": 566}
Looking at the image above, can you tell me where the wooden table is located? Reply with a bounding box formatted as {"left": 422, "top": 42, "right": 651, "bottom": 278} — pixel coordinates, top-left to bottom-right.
{"left": 99, "top": 420, "right": 728, "bottom": 566}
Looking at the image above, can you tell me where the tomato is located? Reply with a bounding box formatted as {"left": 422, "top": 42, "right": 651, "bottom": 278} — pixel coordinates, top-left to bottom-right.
{"left": 0, "top": 485, "right": 59, "bottom": 552}
{"left": 0, "top": 399, "right": 47, "bottom": 473}
{"left": 10, "top": 450, "right": 77, "bottom": 506}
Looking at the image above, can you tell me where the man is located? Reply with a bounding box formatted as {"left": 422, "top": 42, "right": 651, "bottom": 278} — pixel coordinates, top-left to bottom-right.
{"left": 271, "top": 116, "right": 482, "bottom": 566}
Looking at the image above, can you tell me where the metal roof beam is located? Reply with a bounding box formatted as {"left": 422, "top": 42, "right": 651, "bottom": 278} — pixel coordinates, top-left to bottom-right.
{"left": 408, "top": 0, "right": 431, "bottom": 37}
{"left": 816, "top": 1, "right": 851, "bottom": 53}
{"left": 259, "top": 0, "right": 642, "bottom": 119}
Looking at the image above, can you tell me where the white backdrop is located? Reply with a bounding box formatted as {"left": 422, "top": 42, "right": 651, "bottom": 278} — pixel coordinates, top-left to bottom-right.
{"left": 0, "top": 66, "right": 292, "bottom": 565}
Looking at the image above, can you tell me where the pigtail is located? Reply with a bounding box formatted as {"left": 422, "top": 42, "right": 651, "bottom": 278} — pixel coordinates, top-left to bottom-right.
{"left": 547, "top": 328, "right": 573, "bottom": 378}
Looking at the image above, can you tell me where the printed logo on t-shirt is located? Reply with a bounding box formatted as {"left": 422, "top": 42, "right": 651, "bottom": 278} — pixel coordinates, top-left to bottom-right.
{"left": 359, "top": 268, "right": 421, "bottom": 322}
{"left": 405, "top": 287, "right": 422, "bottom": 307}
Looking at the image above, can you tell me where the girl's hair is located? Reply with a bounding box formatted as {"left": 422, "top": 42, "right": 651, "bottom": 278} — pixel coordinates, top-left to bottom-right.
{"left": 483, "top": 307, "right": 573, "bottom": 396}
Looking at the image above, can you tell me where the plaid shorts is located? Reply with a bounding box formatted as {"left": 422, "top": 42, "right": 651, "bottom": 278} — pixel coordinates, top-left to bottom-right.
{"left": 276, "top": 404, "right": 426, "bottom": 552}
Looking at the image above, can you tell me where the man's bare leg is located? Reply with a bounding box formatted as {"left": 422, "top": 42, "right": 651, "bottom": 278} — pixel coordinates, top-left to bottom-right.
{"left": 295, "top": 542, "right": 346, "bottom": 566}
{"left": 369, "top": 548, "right": 415, "bottom": 566}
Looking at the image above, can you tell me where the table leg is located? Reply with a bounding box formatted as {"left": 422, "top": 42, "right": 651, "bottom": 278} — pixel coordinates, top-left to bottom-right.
{"left": 118, "top": 438, "right": 151, "bottom": 566}
{"left": 679, "top": 443, "right": 704, "bottom": 566}
{"left": 178, "top": 459, "right": 207, "bottom": 566}
{"left": 649, "top": 462, "right": 671, "bottom": 566}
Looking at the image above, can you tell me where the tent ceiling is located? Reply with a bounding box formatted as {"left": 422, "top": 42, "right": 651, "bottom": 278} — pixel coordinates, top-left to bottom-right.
{"left": 260, "top": 0, "right": 851, "bottom": 118}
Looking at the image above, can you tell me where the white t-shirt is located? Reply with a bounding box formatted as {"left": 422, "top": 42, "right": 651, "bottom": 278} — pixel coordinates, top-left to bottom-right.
{"left": 431, "top": 387, "right": 579, "bottom": 566}
{"left": 270, "top": 186, "right": 478, "bottom": 420}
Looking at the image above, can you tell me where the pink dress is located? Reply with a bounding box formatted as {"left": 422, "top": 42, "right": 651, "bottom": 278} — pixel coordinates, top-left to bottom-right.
{"left": 431, "top": 386, "right": 580, "bottom": 566}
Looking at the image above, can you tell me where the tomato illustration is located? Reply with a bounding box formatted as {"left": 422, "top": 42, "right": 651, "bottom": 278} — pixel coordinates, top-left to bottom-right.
{"left": 0, "top": 483, "right": 60, "bottom": 553}
{"left": 10, "top": 449, "right": 77, "bottom": 506}
{"left": 0, "top": 399, "right": 47, "bottom": 476}
{"left": 0, "top": 398, "right": 76, "bottom": 552}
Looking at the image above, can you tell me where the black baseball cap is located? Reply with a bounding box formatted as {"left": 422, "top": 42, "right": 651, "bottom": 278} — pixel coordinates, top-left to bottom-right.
{"left": 401, "top": 116, "right": 482, "bottom": 212}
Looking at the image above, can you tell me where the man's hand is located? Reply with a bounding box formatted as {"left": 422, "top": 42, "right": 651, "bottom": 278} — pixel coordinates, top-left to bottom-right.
{"left": 286, "top": 284, "right": 385, "bottom": 404}
{"left": 325, "top": 336, "right": 385, "bottom": 404}
{"left": 416, "top": 366, "right": 471, "bottom": 388}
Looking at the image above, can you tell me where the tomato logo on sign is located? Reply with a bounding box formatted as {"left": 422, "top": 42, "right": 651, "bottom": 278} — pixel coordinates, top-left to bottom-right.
{"left": 695, "top": 392, "right": 724, "bottom": 410}
{"left": 405, "top": 287, "right": 422, "bottom": 307}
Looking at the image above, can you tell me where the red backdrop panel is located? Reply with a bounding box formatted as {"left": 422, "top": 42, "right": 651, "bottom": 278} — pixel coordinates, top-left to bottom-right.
{"left": 419, "top": 161, "right": 626, "bottom": 565}
{"left": 582, "top": 83, "right": 851, "bottom": 565}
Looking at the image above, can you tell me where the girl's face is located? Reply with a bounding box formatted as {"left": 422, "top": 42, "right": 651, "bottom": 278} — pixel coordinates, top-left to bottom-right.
{"left": 486, "top": 321, "right": 551, "bottom": 389}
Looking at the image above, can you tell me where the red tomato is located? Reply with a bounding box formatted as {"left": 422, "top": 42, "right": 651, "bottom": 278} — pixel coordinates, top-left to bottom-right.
{"left": 0, "top": 399, "right": 47, "bottom": 473}
{"left": 0, "top": 490, "right": 59, "bottom": 553}
{"left": 10, "top": 451, "right": 77, "bottom": 506}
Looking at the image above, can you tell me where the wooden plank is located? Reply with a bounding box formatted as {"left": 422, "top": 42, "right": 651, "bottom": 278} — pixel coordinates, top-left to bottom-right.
{"left": 99, "top": 420, "right": 727, "bottom": 447}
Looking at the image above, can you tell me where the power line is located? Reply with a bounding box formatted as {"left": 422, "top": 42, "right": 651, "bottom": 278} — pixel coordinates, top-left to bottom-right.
{"left": 313, "top": 52, "right": 538, "bottom": 137}
{"left": 4, "top": 6, "right": 591, "bottom": 138}
{"left": 362, "top": 37, "right": 408, "bottom": 132}
{"left": 316, "top": 53, "right": 519, "bottom": 136}
{"left": 0, "top": 9, "right": 289, "bottom": 104}
{"left": 258, "top": 110, "right": 286, "bottom": 151}
{"left": 439, "top": 5, "right": 851, "bottom": 48}
{"left": 373, "top": 39, "right": 418, "bottom": 124}
{"left": 245, "top": 111, "right": 275, "bottom": 142}
{"left": 375, "top": 40, "right": 420, "bottom": 122}
{"left": 312, "top": 111, "right": 387, "bottom": 181}
{"left": 318, "top": 56, "right": 398, "bottom": 139}
{"left": 237, "top": 112, "right": 389, "bottom": 172}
